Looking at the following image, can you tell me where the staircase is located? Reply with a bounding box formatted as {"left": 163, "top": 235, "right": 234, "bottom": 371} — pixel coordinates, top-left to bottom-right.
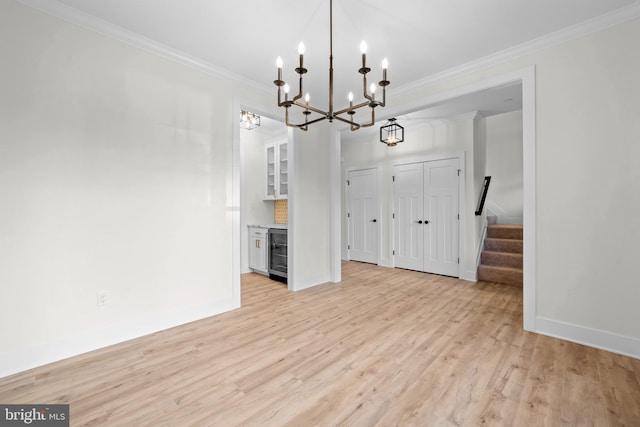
{"left": 477, "top": 222, "right": 523, "bottom": 286}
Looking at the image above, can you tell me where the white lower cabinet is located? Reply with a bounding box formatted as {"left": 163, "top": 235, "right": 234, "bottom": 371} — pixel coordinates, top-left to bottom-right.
{"left": 248, "top": 226, "right": 269, "bottom": 275}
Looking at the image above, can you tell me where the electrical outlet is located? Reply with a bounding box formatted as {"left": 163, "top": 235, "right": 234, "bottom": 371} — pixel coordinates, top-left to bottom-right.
{"left": 97, "top": 291, "right": 108, "bottom": 307}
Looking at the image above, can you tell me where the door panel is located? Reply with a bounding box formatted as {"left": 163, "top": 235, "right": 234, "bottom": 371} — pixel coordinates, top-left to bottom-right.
{"left": 348, "top": 168, "right": 378, "bottom": 264}
{"left": 423, "top": 159, "right": 459, "bottom": 277}
{"left": 393, "top": 163, "right": 424, "bottom": 271}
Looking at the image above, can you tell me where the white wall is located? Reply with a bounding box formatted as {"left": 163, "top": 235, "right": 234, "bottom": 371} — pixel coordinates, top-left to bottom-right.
{"left": 485, "top": 111, "right": 524, "bottom": 223}
{"left": 528, "top": 19, "right": 640, "bottom": 345}
{"left": 0, "top": 1, "right": 271, "bottom": 377}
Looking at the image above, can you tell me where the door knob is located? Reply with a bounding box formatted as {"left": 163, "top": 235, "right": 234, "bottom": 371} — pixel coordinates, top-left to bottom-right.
{"left": 370, "top": 219, "right": 377, "bottom": 223}
{"left": 424, "top": 220, "right": 430, "bottom": 224}
{"left": 415, "top": 220, "right": 423, "bottom": 224}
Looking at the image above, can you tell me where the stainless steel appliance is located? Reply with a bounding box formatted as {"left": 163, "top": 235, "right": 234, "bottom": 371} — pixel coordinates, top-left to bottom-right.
{"left": 268, "top": 228, "right": 287, "bottom": 283}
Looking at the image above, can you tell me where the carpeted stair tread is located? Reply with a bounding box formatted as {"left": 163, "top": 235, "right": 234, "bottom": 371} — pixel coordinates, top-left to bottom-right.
{"left": 478, "top": 265, "right": 523, "bottom": 286}
{"left": 484, "top": 238, "right": 523, "bottom": 254}
{"left": 478, "top": 222, "right": 523, "bottom": 286}
{"left": 487, "top": 224, "right": 523, "bottom": 240}
{"left": 481, "top": 250, "right": 523, "bottom": 269}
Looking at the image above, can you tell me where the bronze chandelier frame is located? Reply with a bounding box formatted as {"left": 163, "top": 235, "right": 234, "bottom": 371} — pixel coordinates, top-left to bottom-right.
{"left": 274, "top": 0, "right": 390, "bottom": 131}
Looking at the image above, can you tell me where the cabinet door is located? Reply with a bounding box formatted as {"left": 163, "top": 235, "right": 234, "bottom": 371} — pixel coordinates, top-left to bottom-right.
{"left": 249, "top": 227, "right": 268, "bottom": 274}
{"left": 249, "top": 236, "right": 267, "bottom": 272}
{"left": 278, "top": 142, "right": 288, "bottom": 198}
{"left": 265, "top": 144, "right": 276, "bottom": 199}
{"left": 264, "top": 140, "right": 288, "bottom": 200}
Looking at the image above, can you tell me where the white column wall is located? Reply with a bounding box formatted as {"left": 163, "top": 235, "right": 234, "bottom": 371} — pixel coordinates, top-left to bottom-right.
{"left": 289, "top": 123, "right": 333, "bottom": 290}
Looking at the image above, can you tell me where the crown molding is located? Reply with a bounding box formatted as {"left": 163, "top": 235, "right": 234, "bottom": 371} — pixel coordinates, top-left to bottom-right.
{"left": 15, "top": 0, "right": 273, "bottom": 95}
{"left": 16, "top": 0, "right": 640, "bottom": 100}
{"left": 391, "top": 1, "right": 640, "bottom": 96}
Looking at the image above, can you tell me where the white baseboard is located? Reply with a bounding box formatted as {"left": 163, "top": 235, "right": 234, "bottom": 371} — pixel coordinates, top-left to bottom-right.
{"left": 0, "top": 298, "right": 239, "bottom": 379}
{"left": 460, "top": 269, "right": 478, "bottom": 282}
{"left": 536, "top": 316, "right": 640, "bottom": 360}
{"left": 377, "top": 258, "right": 393, "bottom": 269}
{"left": 290, "top": 275, "right": 332, "bottom": 291}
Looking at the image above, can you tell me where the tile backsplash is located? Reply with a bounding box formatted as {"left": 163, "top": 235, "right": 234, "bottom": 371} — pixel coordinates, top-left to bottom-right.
{"left": 274, "top": 199, "right": 288, "bottom": 224}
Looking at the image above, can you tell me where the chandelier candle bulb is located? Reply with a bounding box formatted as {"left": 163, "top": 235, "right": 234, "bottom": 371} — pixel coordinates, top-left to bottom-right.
{"left": 382, "top": 58, "right": 388, "bottom": 81}
{"left": 274, "top": 56, "right": 285, "bottom": 90}
{"left": 298, "top": 42, "right": 305, "bottom": 68}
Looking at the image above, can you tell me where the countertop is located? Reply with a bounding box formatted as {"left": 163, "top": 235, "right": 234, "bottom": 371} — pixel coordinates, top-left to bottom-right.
{"left": 247, "top": 224, "right": 288, "bottom": 230}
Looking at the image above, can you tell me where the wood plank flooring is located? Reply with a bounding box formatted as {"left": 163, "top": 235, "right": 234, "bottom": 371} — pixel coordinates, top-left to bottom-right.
{"left": 1, "top": 261, "right": 639, "bottom": 426}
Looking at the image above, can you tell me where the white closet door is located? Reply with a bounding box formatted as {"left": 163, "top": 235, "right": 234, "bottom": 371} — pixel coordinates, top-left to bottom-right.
{"left": 423, "top": 158, "right": 459, "bottom": 277}
{"left": 393, "top": 158, "right": 460, "bottom": 277}
{"left": 347, "top": 168, "right": 378, "bottom": 264}
{"left": 393, "top": 163, "right": 424, "bottom": 271}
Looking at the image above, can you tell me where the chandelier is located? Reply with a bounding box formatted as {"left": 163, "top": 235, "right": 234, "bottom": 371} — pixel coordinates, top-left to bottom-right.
{"left": 380, "top": 118, "right": 404, "bottom": 146}
{"left": 274, "top": 0, "right": 389, "bottom": 131}
{"left": 240, "top": 110, "right": 261, "bottom": 130}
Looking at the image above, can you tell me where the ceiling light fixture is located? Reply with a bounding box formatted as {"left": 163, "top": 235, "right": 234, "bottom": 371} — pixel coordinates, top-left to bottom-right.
{"left": 274, "top": 0, "right": 389, "bottom": 131}
{"left": 380, "top": 118, "right": 404, "bottom": 146}
{"left": 240, "top": 110, "right": 261, "bottom": 130}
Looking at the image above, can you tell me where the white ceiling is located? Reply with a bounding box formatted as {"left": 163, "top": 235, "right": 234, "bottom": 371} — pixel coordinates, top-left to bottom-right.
{"left": 26, "top": 0, "right": 639, "bottom": 135}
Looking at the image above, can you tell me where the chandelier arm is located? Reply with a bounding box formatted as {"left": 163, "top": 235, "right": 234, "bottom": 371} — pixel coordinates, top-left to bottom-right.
{"left": 285, "top": 109, "right": 308, "bottom": 131}
{"left": 334, "top": 101, "right": 369, "bottom": 116}
{"left": 302, "top": 115, "right": 329, "bottom": 127}
{"left": 355, "top": 107, "right": 377, "bottom": 128}
{"left": 292, "top": 101, "right": 328, "bottom": 116}
{"left": 362, "top": 74, "right": 373, "bottom": 102}
{"left": 286, "top": 114, "right": 328, "bottom": 130}
{"left": 292, "top": 74, "right": 304, "bottom": 102}
{"left": 333, "top": 114, "right": 361, "bottom": 130}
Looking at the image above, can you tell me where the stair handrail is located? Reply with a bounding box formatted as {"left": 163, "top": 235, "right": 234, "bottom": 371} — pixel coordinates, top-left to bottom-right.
{"left": 475, "top": 176, "right": 491, "bottom": 216}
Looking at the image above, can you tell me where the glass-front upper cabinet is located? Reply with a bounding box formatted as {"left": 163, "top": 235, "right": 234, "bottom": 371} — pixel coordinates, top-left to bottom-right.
{"left": 264, "top": 139, "right": 288, "bottom": 199}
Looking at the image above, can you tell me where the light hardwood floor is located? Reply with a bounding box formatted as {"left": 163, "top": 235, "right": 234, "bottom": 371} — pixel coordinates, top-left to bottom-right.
{"left": 1, "top": 261, "right": 639, "bottom": 426}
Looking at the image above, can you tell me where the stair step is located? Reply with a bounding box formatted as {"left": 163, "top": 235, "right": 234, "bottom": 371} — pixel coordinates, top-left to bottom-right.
{"left": 484, "top": 238, "right": 523, "bottom": 254}
{"left": 487, "top": 224, "right": 523, "bottom": 240}
{"left": 478, "top": 265, "right": 523, "bottom": 286}
{"left": 481, "top": 251, "right": 523, "bottom": 269}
